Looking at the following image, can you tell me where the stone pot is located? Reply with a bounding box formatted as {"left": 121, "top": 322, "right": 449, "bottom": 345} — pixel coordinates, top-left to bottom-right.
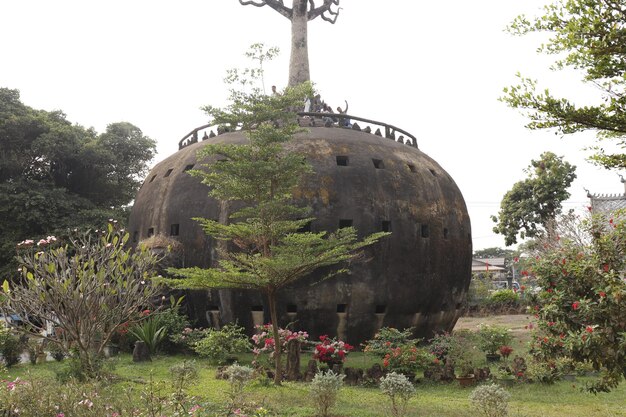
{"left": 456, "top": 374, "right": 475, "bottom": 388}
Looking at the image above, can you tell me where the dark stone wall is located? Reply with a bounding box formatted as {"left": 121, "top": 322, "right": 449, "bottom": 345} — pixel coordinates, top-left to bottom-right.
{"left": 128, "top": 128, "right": 472, "bottom": 345}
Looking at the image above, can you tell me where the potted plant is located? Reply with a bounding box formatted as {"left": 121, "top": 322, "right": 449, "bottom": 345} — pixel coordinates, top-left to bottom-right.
{"left": 477, "top": 324, "right": 512, "bottom": 362}
{"left": 447, "top": 330, "right": 476, "bottom": 387}
{"left": 313, "top": 335, "right": 354, "bottom": 372}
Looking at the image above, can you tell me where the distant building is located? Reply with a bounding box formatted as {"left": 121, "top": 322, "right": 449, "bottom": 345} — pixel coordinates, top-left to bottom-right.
{"left": 472, "top": 257, "right": 506, "bottom": 280}
{"left": 586, "top": 177, "right": 626, "bottom": 213}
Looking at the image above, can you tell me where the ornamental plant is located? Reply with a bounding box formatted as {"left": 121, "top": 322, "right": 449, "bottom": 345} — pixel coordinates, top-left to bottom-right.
{"left": 527, "top": 210, "right": 626, "bottom": 392}
{"left": 381, "top": 344, "right": 437, "bottom": 377}
{"left": 469, "top": 383, "right": 511, "bottom": 417}
{"left": 194, "top": 323, "right": 251, "bottom": 365}
{"left": 379, "top": 372, "right": 416, "bottom": 417}
{"left": 0, "top": 222, "right": 161, "bottom": 379}
{"left": 477, "top": 324, "right": 512, "bottom": 355}
{"left": 313, "top": 335, "right": 354, "bottom": 364}
{"left": 309, "top": 370, "right": 344, "bottom": 417}
{"left": 362, "top": 327, "right": 417, "bottom": 357}
{"left": 251, "top": 323, "right": 309, "bottom": 360}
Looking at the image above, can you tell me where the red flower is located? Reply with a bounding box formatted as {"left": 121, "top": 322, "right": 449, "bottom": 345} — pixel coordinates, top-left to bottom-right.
{"left": 599, "top": 291, "right": 606, "bottom": 298}
{"left": 514, "top": 257, "right": 519, "bottom": 263}
{"left": 587, "top": 206, "right": 592, "bottom": 212}
{"left": 521, "top": 270, "right": 529, "bottom": 276}
{"left": 572, "top": 301, "right": 580, "bottom": 310}
{"left": 603, "top": 264, "right": 610, "bottom": 272}
{"left": 585, "top": 326, "right": 594, "bottom": 333}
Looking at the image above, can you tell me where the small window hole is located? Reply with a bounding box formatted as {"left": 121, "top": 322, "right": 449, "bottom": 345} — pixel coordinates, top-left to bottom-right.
{"left": 382, "top": 221, "right": 392, "bottom": 232}
{"left": 407, "top": 164, "right": 416, "bottom": 173}
{"left": 164, "top": 168, "right": 173, "bottom": 177}
{"left": 132, "top": 231, "right": 138, "bottom": 242}
{"left": 298, "top": 221, "right": 312, "bottom": 233}
{"left": 375, "top": 305, "right": 387, "bottom": 314}
{"left": 336, "top": 156, "right": 349, "bottom": 166}
{"left": 287, "top": 304, "right": 298, "bottom": 313}
{"left": 429, "top": 168, "right": 437, "bottom": 176}
{"left": 337, "top": 304, "right": 347, "bottom": 313}
{"left": 170, "top": 224, "right": 180, "bottom": 236}
{"left": 443, "top": 228, "right": 449, "bottom": 239}
{"left": 147, "top": 227, "right": 154, "bottom": 237}
{"left": 372, "top": 159, "right": 385, "bottom": 169}
{"left": 184, "top": 164, "right": 195, "bottom": 172}
{"left": 421, "top": 224, "right": 430, "bottom": 238}
{"left": 339, "top": 219, "right": 353, "bottom": 229}
{"left": 208, "top": 305, "right": 219, "bottom": 312}
{"left": 251, "top": 305, "right": 264, "bottom": 312}
{"left": 149, "top": 175, "right": 157, "bottom": 183}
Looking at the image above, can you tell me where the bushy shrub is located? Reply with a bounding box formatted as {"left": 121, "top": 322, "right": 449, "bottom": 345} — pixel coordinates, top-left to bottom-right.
{"left": 526, "top": 359, "right": 560, "bottom": 384}
{"left": 477, "top": 324, "right": 512, "bottom": 355}
{"left": 310, "top": 370, "right": 344, "bottom": 417}
{"left": 194, "top": 323, "right": 251, "bottom": 364}
{"left": 362, "top": 327, "right": 416, "bottom": 357}
{"left": 487, "top": 289, "right": 520, "bottom": 309}
{"left": 379, "top": 372, "right": 415, "bottom": 417}
{"left": 469, "top": 383, "right": 511, "bottom": 417}
{"left": 428, "top": 331, "right": 455, "bottom": 360}
{"left": 381, "top": 344, "right": 436, "bottom": 376}
{"left": 0, "top": 327, "right": 22, "bottom": 367}
{"left": 468, "top": 274, "right": 492, "bottom": 307}
{"left": 155, "top": 295, "right": 191, "bottom": 353}
{"left": 225, "top": 363, "right": 255, "bottom": 411}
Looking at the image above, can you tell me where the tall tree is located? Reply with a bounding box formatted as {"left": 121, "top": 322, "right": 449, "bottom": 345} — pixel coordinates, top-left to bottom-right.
{"left": 238, "top": 0, "right": 341, "bottom": 86}
{"left": 492, "top": 152, "right": 577, "bottom": 246}
{"left": 161, "top": 46, "right": 388, "bottom": 385}
{"left": 0, "top": 88, "right": 156, "bottom": 279}
{"left": 502, "top": 0, "right": 626, "bottom": 169}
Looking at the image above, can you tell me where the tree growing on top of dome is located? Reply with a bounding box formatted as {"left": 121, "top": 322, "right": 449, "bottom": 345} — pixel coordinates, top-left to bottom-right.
{"left": 160, "top": 45, "right": 389, "bottom": 385}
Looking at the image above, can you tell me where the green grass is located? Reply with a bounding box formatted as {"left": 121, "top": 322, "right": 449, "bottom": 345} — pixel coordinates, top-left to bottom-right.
{"left": 4, "top": 353, "right": 625, "bottom": 417}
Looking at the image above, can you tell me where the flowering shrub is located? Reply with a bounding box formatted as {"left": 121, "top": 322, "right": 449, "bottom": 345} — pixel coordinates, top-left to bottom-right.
{"left": 469, "top": 383, "right": 511, "bottom": 417}
{"left": 528, "top": 211, "right": 626, "bottom": 392}
{"left": 362, "top": 327, "right": 417, "bottom": 357}
{"left": 0, "top": 328, "right": 22, "bottom": 367}
{"left": 313, "top": 335, "right": 353, "bottom": 364}
{"left": 499, "top": 345, "right": 513, "bottom": 359}
{"left": 428, "top": 332, "right": 455, "bottom": 360}
{"left": 379, "top": 372, "right": 415, "bottom": 417}
{"left": 310, "top": 371, "right": 344, "bottom": 417}
{"left": 251, "top": 323, "right": 308, "bottom": 359}
{"left": 381, "top": 344, "right": 437, "bottom": 376}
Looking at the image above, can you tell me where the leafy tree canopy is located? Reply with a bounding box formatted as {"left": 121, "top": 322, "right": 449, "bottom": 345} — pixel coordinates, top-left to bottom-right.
{"left": 0, "top": 87, "right": 156, "bottom": 279}
{"left": 502, "top": 0, "right": 626, "bottom": 169}
{"left": 492, "top": 152, "right": 576, "bottom": 246}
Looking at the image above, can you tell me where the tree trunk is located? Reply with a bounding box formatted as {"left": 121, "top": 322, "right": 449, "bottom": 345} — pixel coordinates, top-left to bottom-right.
{"left": 288, "top": 0, "right": 310, "bottom": 87}
{"left": 268, "top": 290, "right": 283, "bottom": 385}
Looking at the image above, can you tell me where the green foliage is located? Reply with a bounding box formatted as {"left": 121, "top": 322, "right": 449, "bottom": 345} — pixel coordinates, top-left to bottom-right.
{"left": 310, "top": 370, "right": 344, "bottom": 417}
{"left": 225, "top": 363, "right": 255, "bottom": 410}
{"left": 528, "top": 210, "right": 626, "bottom": 392}
{"left": 129, "top": 316, "right": 167, "bottom": 355}
{"left": 193, "top": 323, "right": 251, "bottom": 364}
{"left": 487, "top": 290, "right": 520, "bottom": 309}
{"left": 362, "top": 327, "right": 417, "bottom": 357}
{"left": 162, "top": 44, "right": 389, "bottom": 384}
{"left": 1, "top": 223, "right": 161, "bottom": 379}
{"left": 0, "top": 327, "right": 22, "bottom": 367}
{"left": 379, "top": 372, "right": 415, "bottom": 417}
{"left": 154, "top": 296, "right": 191, "bottom": 354}
{"left": 0, "top": 88, "right": 156, "bottom": 279}
{"left": 468, "top": 274, "right": 492, "bottom": 308}
{"left": 502, "top": 1, "right": 626, "bottom": 169}
{"left": 469, "top": 383, "right": 511, "bottom": 417}
{"left": 381, "top": 344, "right": 436, "bottom": 376}
{"left": 476, "top": 324, "right": 513, "bottom": 355}
{"left": 492, "top": 152, "right": 576, "bottom": 246}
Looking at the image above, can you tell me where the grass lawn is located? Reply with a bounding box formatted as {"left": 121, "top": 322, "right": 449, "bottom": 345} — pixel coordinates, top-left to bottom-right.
{"left": 2, "top": 315, "right": 625, "bottom": 417}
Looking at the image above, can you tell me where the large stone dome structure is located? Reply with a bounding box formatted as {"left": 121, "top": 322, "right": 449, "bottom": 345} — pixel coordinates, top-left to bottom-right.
{"left": 128, "top": 120, "right": 472, "bottom": 345}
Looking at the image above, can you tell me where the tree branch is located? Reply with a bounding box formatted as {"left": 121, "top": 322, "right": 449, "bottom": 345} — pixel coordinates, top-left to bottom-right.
{"left": 239, "top": 0, "right": 292, "bottom": 19}
{"left": 308, "top": 0, "right": 341, "bottom": 23}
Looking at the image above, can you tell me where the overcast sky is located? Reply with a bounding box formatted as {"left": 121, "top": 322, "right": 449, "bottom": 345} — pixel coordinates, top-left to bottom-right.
{"left": 2, "top": 0, "right": 623, "bottom": 251}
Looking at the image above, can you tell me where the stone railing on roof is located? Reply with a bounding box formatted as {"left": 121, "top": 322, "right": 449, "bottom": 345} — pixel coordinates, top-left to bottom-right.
{"left": 178, "top": 112, "right": 418, "bottom": 150}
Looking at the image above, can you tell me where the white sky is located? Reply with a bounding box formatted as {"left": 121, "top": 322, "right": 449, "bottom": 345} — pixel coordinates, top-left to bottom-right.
{"left": 2, "top": 0, "right": 623, "bottom": 251}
